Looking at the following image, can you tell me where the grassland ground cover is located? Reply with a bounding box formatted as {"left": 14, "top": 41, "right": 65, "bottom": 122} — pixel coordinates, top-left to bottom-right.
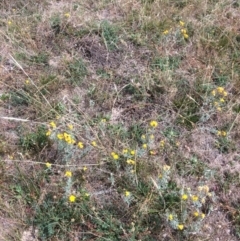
{"left": 0, "top": 0, "right": 240, "bottom": 240}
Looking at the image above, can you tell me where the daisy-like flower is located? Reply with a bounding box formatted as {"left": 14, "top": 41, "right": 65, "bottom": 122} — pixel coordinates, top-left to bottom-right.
{"left": 179, "top": 21, "right": 185, "bottom": 26}
{"left": 46, "top": 162, "right": 52, "bottom": 168}
{"left": 150, "top": 120, "right": 158, "bottom": 128}
{"left": 181, "top": 194, "right": 188, "bottom": 201}
{"left": 77, "top": 142, "right": 84, "bottom": 149}
{"left": 65, "top": 171, "right": 72, "bottom": 177}
{"left": 126, "top": 159, "right": 135, "bottom": 165}
{"left": 178, "top": 224, "right": 184, "bottom": 230}
{"left": 125, "top": 191, "right": 130, "bottom": 197}
{"left": 69, "top": 195, "right": 76, "bottom": 202}
{"left": 50, "top": 121, "right": 56, "bottom": 129}
{"left": 191, "top": 195, "right": 199, "bottom": 202}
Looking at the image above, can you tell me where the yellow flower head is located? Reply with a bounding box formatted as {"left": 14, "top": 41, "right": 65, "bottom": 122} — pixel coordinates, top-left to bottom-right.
{"left": 193, "top": 211, "right": 199, "bottom": 217}
{"left": 50, "top": 121, "right": 56, "bottom": 129}
{"left": 126, "top": 159, "right": 135, "bottom": 165}
{"left": 130, "top": 150, "right": 135, "bottom": 155}
{"left": 125, "top": 191, "right": 130, "bottom": 197}
{"left": 122, "top": 149, "right": 129, "bottom": 154}
{"left": 181, "top": 194, "right": 188, "bottom": 201}
{"left": 91, "top": 141, "right": 97, "bottom": 147}
{"left": 46, "top": 162, "right": 52, "bottom": 168}
{"left": 168, "top": 214, "right": 173, "bottom": 221}
{"left": 142, "top": 144, "right": 147, "bottom": 149}
{"left": 163, "top": 165, "right": 170, "bottom": 171}
{"left": 223, "top": 91, "right": 228, "bottom": 97}
{"left": 160, "top": 140, "right": 165, "bottom": 147}
{"left": 8, "top": 20, "right": 12, "bottom": 25}
{"left": 25, "top": 79, "right": 30, "bottom": 84}
{"left": 219, "top": 98, "right": 225, "bottom": 103}
{"left": 141, "top": 135, "right": 146, "bottom": 140}
{"left": 201, "top": 213, "right": 205, "bottom": 219}
{"left": 69, "top": 195, "right": 76, "bottom": 202}
{"left": 64, "top": 12, "right": 70, "bottom": 18}
{"left": 183, "top": 33, "right": 189, "bottom": 39}
{"left": 211, "top": 90, "right": 216, "bottom": 96}
{"left": 191, "top": 195, "right": 199, "bottom": 202}
{"left": 83, "top": 166, "right": 87, "bottom": 171}
{"left": 65, "top": 171, "right": 72, "bottom": 177}
{"left": 178, "top": 224, "right": 184, "bottom": 230}
{"left": 77, "top": 142, "right": 84, "bottom": 149}
{"left": 163, "top": 30, "right": 169, "bottom": 35}
{"left": 46, "top": 130, "right": 51, "bottom": 136}
{"left": 113, "top": 154, "right": 119, "bottom": 160}
{"left": 181, "top": 28, "right": 187, "bottom": 34}
{"left": 150, "top": 120, "right": 158, "bottom": 128}
{"left": 179, "top": 21, "right": 185, "bottom": 26}
{"left": 68, "top": 124, "right": 73, "bottom": 130}
{"left": 217, "top": 87, "right": 224, "bottom": 93}
{"left": 57, "top": 133, "right": 64, "bottom": 140}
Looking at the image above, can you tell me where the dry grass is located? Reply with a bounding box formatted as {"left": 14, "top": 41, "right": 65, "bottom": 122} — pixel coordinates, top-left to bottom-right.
{"left": 0, "top": 0, "right": 240, "bottom": 240}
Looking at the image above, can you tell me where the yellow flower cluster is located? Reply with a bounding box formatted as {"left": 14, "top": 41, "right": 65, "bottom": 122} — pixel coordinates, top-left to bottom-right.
{"left": 111, "top": 152, "right": 119, "bottom": 160}
{"left": 46, "top": 121, "right": 57, "bottom": 136}
{"left": 126, "top": 159, "right": 135, "bottom": 165}
{"left": 193, "top": 211, "right": 205, "bottom": 219}
{"left": 57, "top": 132, "right": 76, "bottom": 145}
{"left": 217, "top": 130, "right": 227, "bottom": 137}
{"left": 179, "top": 21, "right": 188, "bottom": 39}
{"left": 125, "top": 191, "right": 130, "bottom": 197}
{"left": 211, "top": 87, "right": 228, "bottom": 111}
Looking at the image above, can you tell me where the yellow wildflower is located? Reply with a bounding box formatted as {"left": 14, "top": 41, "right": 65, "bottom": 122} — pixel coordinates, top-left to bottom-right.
{"left": 130, "top": 150, "right": 135, "bottom": 155}
{"left": 84, "top": 193, "right": 90, "bottom": 197}
{"left": 217, "top": 107, "right": 222, "bottom": 111}
{"left": 150, "top": 120, "right": 158, "bottom": 128}
{"left": 57, "top": 133, "right": 64, "bottom": 140}
{"left": 46, "top": 130, "right": 51, "bottom": 136}
{"left": 83, "top": 166, "right": 87, "bottom": 171}
{"left": 181, "top": 194, "right": 188, "bottom": 200}
{"left": 168, "top": 214, "right": 173, "bottom": 221}
{"left": 221, "top": 131, "right": 227, "bottom": 137}
{"left": 163, "top": 30, "right": 169, "bottom": 35}
{"left": 64, "top": 12, "right": 70, "bottom": 18}
{"left": 25, "top": 79, "right": 30, "bottom": 84}
{"left": 163, "top": 165, "right": 170, "bottom": 171}
{"left": 68, "top": 124, "right": 73, "bottom": 130}
{"left": 65, "top": 171, "right": 72, "bottom": 177}
{"left": 160, "top": 140, "right": 165, "bottom": 147}
{"left": 126, "top": 159, "right": 135, "bottom": 165}
{"left": 193, "top": 211, "right": 199, "bottom": 217}
{"left": 178, "top": 224, "right": 184, "bottom": 230}
{"left": 211, "top": 90, "right": 216, "bottom": 96}
{"left": 46, "top": 162, "right": 51, "bottom": 168}
{"left": 113, "top": 154, "right": 119, "bottom": 160}
{"left": 219, "top": 98, "right": 225, "bottom": 103}
{"left": 122, "top": 149, "right": 128, "bottom": 154}
{"left": 125, "top": 191, "right": 130, "bottom": 197}
{"left": 8, "top": 20, "right": 12, "bottom": 25}
{"left": 69, "top": 195, "right": 76, "bottom": 202}
{"left": 223, "top": 91, "right": 228, "bottom": 97}
{"left": 101, "top": 118, "right": 107, "bottom": 123}
{"left": 50, "top": 121, "right": 56, "bottom": 129}
{"left": 201, "top": 213, "right": 205, "bottom": 219}
{"left": 91, "top": 141, "right": 97, "bottom": 147}
{"left": 183, "top": 33, "right": 189, "bottom": 39}
{"left": 141, "top": 135, "right": 146, "bottom": 140}
{"left": 77, "top": 142, "right": 84, "bottom": 149}
{"left": 217, "top": 87, "right": 224, "bottom": 93}
{"left": 179, "top": 21, "right": 185, "bottom": 26}
{"left": 191, "top": 195, "right": 199, "bottom": 202}
{"left": 159, "top": 174, "right": 163, "bottom": 179}
{"left": 142, "top": 143, "right": 147, "bottom": 149}
{"left": 181, "top": 28, "right": 187, "bottom": 34}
